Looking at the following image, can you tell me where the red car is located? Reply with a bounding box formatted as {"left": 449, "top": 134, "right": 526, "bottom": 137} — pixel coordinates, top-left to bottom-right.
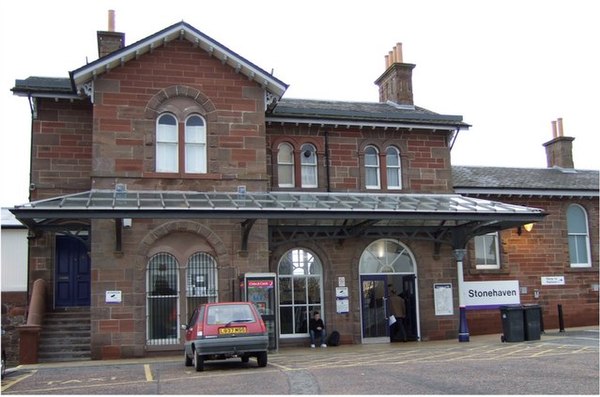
{"left": 183, "top": 302, "right": 269, "bottom": 371}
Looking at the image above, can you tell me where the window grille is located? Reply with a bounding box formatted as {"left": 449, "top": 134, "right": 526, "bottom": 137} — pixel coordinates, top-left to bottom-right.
{"left": 147, "top": 252, "right": 179, "bottom": 345}
{"left": 186, "top": 252, "right": 218, "bottom": 316}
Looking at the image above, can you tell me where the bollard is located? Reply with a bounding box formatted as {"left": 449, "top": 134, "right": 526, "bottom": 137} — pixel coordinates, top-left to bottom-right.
{"left": 557, "top": 304, "right": 565, "bottom": 332}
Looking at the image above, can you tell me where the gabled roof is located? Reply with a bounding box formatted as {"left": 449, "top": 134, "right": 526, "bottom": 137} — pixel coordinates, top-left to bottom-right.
{"left": 267, "top": 98, "right": 469, "bottom": 130}
{"left": 70, "top": 21, "right": 288, "bottom": 99}
{"left": 453, "top": 165, "right": 600, "bottom": 197}
{"left": 12, "top": 22, "right": 288, "bottom": 100}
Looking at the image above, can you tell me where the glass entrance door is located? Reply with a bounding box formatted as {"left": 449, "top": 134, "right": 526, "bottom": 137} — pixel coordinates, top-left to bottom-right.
{"left": 360, "top": 275, "right": 389, "bottom": 341}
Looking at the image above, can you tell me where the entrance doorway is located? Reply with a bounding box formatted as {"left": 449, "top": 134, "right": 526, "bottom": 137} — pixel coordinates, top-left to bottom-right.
{"left": 55, "top": 235, "right": 90, "bottom": 307}
{"left": 358, "top": 239, "right": 419, "bottom": 343}
{"left": 360, "top": 275, "right": 389, "bottom": 342}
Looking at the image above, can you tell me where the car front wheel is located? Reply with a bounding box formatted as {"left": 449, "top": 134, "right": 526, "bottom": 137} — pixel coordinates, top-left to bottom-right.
{"left": 184, "top": 350, "right": 192, "bottom": 367}
{"left": 256, "top": 351, "right": 267, "bottom": 367}
{"left": 193, "top": 350, "right": 204, "bottom": 372}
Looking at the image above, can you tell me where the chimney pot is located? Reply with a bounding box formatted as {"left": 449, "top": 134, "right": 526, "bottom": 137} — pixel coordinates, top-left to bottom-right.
{"left": 108, "top": 10, "right": 115, "bottom": 32}
{"left": 395, "top": 42, "right": 403, "bottom": 63}
{"left": 551, "top": 120, "right": 557, "bottom": 138}
{"left": 557, "top": 117, "right": 564, "bottom": 137}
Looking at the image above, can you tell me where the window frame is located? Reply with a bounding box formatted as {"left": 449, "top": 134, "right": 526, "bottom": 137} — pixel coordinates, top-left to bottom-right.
{"left": 156, "top": 113, "right": 179, "bottom": 173}
{"left": 277, "top": 142, "right": 295, "bottom": 188}
{"left": 300, "top": 143, "right": 318, "bottom": 188}
{"left": 364, "top": 145, "right": 381, "bottom": 190}
{"left": 184, "top": 114, "right": 207, "bottom": 174}
{"left": 277, "top": 248, "right": 324, "bottom": 338}
{"left": 567, "top": 204, "right": 592, "bottom": 268}
{"left": 473, "top": 232, "right": 501, "bottom": 270}
{"left": 385, "top": 146, "right": 402, "bottom": 190}
{"left": 155, "top": 112, "right": 207, "bottom": 175}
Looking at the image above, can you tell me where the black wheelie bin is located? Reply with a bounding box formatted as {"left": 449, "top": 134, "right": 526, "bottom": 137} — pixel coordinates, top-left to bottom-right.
{"left": 500, "top": 305, "right": 524, "bottom": 342}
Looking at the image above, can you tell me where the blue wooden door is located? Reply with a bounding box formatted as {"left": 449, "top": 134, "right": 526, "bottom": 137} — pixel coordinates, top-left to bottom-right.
{"left": 55, "top": 236, "right": 90, "bottom": 307}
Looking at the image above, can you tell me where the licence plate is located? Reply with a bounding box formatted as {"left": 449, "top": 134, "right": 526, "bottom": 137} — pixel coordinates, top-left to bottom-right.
{"left": 219, "top": 327, "right": 247, "bottom": 335}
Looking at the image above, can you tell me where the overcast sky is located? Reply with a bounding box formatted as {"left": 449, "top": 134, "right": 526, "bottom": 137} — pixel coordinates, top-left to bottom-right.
{"left": 1, "top": 0, "right": 598, "bottom": 207}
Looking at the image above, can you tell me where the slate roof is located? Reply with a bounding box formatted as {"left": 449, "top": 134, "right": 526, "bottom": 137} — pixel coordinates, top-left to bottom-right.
{"left": 268, "top": 98, "right": 469, "bottom": 128}
{"left": 12, "top": 76, "right": 74, "bottom": 97}
{"left": 12, "top": 21, "right": 288, "bottom": 99}
{"left": 453, "top": 165, "right": 599, "bottom": 197}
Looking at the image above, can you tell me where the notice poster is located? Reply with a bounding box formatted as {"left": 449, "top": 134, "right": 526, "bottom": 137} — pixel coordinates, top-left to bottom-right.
{"left": 434, "top": 283, "right": 453, "bottom": 316}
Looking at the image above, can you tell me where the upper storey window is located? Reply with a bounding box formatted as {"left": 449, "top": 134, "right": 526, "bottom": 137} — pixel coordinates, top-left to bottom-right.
{"left": 156, "top": 113, "right": 207, "bottom": 174}
{"left": 277, "top": 143, "right": 295, "bottom": 188}
{"left": 365, "top": 146, "right": 380, "bottom": 189}
{"left": 156, "top": 114, "right": 178, "bottom": 172}
{"left": 567, "top": 204, "right": 591, "bottom": 267}
{"left": 184, "top": 115, "right": 207, "bottom": 173}
{"left": 300, "top": 143, "right": 318, "bottom": 188}
{"left": 386, "top": 146, "right": 402, "bottom": 189}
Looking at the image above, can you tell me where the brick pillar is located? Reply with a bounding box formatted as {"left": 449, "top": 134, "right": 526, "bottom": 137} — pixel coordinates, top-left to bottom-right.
{"left": 18, "top": 325, "right": 41, "bottom": 364}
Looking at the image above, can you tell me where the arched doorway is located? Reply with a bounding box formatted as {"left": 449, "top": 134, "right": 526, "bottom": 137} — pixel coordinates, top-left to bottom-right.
{"left": 359, "top": 239, "right": 419, "bottom": 343}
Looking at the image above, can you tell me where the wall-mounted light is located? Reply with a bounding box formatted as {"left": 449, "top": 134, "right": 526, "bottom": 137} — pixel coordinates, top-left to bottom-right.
{"left": 517, "top": 223, "right": 535, "bottom": 235}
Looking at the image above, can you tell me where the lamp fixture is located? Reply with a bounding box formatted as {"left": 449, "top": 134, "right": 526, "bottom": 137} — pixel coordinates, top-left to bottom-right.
{"left": 523, "top": 223, "right": 534, "bottom": 232}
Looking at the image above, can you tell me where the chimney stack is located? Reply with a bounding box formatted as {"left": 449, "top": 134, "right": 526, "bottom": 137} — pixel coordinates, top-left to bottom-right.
{"left": 97, "top": 10, "right": 125, "bottom": 58}
{"left": 374, "top": 42, "right": 415, "bottom": 106}
{"left": 543, "top": 118, "right": 575, "bottom": 168}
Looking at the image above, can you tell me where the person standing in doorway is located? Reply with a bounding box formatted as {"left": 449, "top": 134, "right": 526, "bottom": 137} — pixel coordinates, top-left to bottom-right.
{"left": 309, "top": 311, "right": 327, "bottom": 348}
{"left": 388, "top": 286, "right": 407, "bottom": 342}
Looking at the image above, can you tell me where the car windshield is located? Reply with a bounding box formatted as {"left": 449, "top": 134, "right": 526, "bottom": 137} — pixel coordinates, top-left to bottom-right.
{"left": 206, "top": 305, "right": 255, "bottom": 325}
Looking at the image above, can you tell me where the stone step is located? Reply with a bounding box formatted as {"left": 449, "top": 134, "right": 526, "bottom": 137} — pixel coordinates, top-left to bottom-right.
{"left": 38, "top": 309, "right": 92, "bottom": 363}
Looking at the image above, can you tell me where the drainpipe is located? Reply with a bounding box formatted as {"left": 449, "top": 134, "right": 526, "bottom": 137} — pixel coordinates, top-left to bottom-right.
{"left": 324, "top": 131, "right": 331, "bottom": 192}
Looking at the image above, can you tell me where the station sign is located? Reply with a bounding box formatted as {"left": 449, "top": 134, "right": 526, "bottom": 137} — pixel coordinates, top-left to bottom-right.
{"left": 464, "top": 280, "right": 520, "bottom": 309}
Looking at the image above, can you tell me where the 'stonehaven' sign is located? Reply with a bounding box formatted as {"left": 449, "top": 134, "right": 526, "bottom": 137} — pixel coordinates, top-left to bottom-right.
{"left": 464, "top": 280, "right": 520, "bottom": 309}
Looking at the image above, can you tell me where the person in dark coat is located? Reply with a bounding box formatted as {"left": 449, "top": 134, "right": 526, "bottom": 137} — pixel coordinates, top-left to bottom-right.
{"left": 309, "top": 311, "right": 327, "bottom": 348}
{"left": 388, "top": 286, "right": 407, "bottom": 342}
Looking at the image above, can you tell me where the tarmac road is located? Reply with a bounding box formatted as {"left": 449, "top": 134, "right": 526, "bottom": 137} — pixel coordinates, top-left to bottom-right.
{"left": 2, "top": 327, "right": 598, "bottom": 395}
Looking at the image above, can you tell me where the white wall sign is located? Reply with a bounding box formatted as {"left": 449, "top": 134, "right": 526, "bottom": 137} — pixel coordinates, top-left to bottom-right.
{"left": 433, "top": 283, "right": 454, "bottom": 316}
{"left": 541, "top": 276, "right": 565, "bottom": 286}
{"left": 336, "top": 298, "right": 349, "bottom": 313}
{"left": 338, "top": 277, "right": 345, "bottom": 287}
{"left": 105, "top": 290, "right": 122, "bottom": 304}
{"left": 335, "top": 287, "right": 349, "bottom": 298}
{"left": 464, "top": 280, "right": 520, "bottom": 309}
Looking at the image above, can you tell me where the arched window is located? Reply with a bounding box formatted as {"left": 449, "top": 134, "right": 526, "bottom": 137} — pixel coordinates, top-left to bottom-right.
{"left": 186, "top": 252, "right": 218, "bottom": 314}
{"left": 147, "top": 252, "right": 179, "bottom": 345}
{"left": 184, "top": 115, "right": 207, "bottom": 173}
{"left": 385, "top": 146, "right": 402, "bottom": 189}
{"left": 364, "top": 146, "right": 380, "bottom": 189}
{"left": 277, "top": 143, "right": 295, "bottom": 187}
{"left": 567, "top": 204, "right": 591, "bottom": 267}
{"left": 300, "top": 143, "right": 318, "bottom": 188}
{"left": 156, "top": 113, "right": 207, "bottom": 174}
{"left": 359, "top": 239, "right": 415, "bottom": 274}
{"left": 278, "top": 248, "right": 323, "bottom": 336}
{"left": 156, "top": 114, "right": 178, "bottom": 172}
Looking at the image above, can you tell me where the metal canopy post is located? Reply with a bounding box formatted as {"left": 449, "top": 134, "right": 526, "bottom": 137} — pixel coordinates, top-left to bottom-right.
{"left": 453, "top": 248, "right": 469, "bottom": 342}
